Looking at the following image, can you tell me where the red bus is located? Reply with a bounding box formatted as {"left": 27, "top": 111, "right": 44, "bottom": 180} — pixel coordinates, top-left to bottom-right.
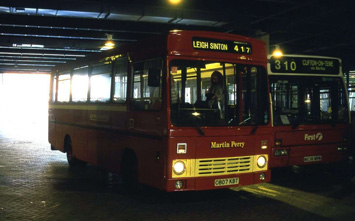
{"left": 268, "top": 54, "right": 350, "bottom": 168}
{"left": 49, "top": 30, "right": 271, "bottom": 191}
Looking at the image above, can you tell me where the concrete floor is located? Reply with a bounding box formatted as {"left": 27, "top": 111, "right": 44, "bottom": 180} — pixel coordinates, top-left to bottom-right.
{"left": 1, "top": 124, "right": 355, "bottom": 220}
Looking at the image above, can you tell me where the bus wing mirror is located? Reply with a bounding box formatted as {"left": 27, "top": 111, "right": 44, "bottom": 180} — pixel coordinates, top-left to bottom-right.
{"left": 148, "top": 68, "right": 161, "bottom": 87}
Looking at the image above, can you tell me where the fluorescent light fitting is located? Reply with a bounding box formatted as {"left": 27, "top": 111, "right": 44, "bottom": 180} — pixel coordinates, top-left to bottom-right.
{"left": 13, "top": 43, "right": 44, "bottom": 48}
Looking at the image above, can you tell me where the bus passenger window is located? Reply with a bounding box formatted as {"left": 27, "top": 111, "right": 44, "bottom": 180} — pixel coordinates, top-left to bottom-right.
{"left": 51, "top": 75, "right": 57, "bottom": 102}
{"left": 72, "top": 66, "right": 88, "bottom": 102}
{"left": 320, "top": 88, "right": 331, "bottom": 120}
{"left": 114, "top": 59, "right": 128, "bottom": 103}
{"left": 57, "top": 73, "right": 70, "bottom": 102}
{"left": 90, "top": 64, "right": 112, "bottom": 102}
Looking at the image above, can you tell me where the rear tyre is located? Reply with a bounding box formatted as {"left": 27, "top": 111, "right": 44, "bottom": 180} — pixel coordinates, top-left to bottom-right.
{"left": 65, "top": 138, "right": 86, "bottom": 167}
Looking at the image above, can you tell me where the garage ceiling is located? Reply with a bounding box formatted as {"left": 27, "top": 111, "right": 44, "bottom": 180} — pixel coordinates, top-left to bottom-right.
{"left": 0, "top": 0, "right": 354, "bottom": 74}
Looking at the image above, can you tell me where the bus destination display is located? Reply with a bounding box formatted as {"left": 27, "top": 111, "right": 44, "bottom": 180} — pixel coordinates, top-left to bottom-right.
{"left": 270, "top": 56, "right": 340, "bottom": 75}
{"left": 192, "top": 37, "right": 252, "bottom": 54}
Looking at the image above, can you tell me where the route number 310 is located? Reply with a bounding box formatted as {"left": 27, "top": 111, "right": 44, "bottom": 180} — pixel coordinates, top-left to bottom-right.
{"left": 274, "top": 59, "right": 297, "bottom": 71}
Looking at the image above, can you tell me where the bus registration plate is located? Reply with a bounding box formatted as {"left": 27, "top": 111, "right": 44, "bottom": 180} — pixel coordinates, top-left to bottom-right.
{"left": 214, "top": 177, "right": 239, "bottom": 187}
{"left": 304, "top": 155, "right": 322, "bottom": 162}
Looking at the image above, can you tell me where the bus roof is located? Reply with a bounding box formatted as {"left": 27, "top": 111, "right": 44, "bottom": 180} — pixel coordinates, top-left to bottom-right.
{"left": 53, "top": 30, "right": 268, "bottom": 73}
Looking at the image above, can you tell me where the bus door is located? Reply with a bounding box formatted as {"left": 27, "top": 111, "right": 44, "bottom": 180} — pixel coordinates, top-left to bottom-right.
{"left": 129, "top": 58, "right": 167, "bottom": 187}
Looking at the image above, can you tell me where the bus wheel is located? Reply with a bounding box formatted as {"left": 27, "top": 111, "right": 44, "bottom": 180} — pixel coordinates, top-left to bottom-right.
{"left": 65, "top": 138, "right": 86, "bottom": 167}
{"left": 121, "top": 151, "right": 138, "bottom": 188}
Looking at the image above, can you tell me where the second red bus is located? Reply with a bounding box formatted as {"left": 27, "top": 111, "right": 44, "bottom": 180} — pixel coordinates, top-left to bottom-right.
{"left": 268, "top": 54, "right": 350, "bottom": 168}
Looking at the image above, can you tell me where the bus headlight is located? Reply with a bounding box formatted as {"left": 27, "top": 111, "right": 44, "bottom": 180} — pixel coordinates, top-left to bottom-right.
{"left": 173, "top": 161, "right": 186, "bottom": 175}
{"left": 257, "top": 156, "right": 267, "bottom": 168}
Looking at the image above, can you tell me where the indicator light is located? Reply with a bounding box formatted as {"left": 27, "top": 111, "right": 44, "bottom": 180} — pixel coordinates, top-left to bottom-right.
{"left": 177, "top": 143, "right": 187, "bottom": 154}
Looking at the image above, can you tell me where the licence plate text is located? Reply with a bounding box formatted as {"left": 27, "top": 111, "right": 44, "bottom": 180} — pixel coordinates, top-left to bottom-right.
{"left": 214, "top": 177, "right": 239, "bottom": 187}
{"left": 304, "top": 155, "right": 322, "bottom": 162}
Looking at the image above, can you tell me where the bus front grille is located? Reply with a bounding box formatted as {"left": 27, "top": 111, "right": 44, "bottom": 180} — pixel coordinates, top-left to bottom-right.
{"left": 196, "top": 156, "right": 252, "bottom": 176}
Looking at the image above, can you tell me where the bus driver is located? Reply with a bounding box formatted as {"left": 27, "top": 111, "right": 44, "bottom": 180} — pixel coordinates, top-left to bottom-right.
{"left": 206, "top": 71, "right": 225, "bottom": 119}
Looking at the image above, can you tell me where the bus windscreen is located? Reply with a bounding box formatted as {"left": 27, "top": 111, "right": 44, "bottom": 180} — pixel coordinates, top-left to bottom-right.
{"left": 170, "top": 60, "right": 269, "bottom": 127}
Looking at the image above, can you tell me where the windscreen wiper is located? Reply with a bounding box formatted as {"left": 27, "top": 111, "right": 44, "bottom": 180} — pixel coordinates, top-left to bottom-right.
{"left": 192, "top": 115, "right": 205, "bottom": 136}
{"left": 198, "top": 127, "right": 205, "bottom": 136}
{"left": 329, "top": 120, "right": 336, "bottom": 128}
{"left": 250, "top": 125, "right": 258, "bottom": 134}
{"left": 291, "top": 116, "right": 302, "bottom": 129}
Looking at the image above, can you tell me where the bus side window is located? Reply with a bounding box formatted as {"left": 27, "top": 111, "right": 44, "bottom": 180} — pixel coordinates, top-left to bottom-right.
{"left": 114, "top": 58, "right": 128, "bottom": 103}
{"left": 90, "top": 64, "right": 112, "bottom": 102}
{"left": 57, "top": 73, "right": 71, "bottom": 102}
{"left": 72, "top": 66, "right": 89, "bottom": 102}
{"left": 51, "top": 74, "right": 57, "bottom": 102}
{"left": 131, "top": 59, "right": 162, "bottom": 110}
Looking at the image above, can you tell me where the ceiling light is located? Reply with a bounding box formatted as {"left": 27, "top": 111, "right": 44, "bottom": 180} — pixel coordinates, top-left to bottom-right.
{"left": 12, "top": 43, "right": 44, "bottom": 48}
{"left": 272, "top": 45, "right": 283, "bottom": 58}
{"left": 100, "top": 34, "right": 115, "bottom": 51}
{"left": 168, "top": 0, "right": 182, "bottom": 5}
